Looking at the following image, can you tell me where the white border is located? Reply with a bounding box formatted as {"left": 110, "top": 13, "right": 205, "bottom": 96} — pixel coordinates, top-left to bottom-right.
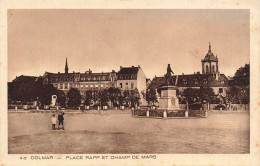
{"left": 1, "top": 0, "right": 259, "bottom": 166}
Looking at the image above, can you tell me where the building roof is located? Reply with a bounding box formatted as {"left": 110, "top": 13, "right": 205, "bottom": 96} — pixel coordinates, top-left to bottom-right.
{"left": 117, "top": 66, "right": 139, "bottom": 75}
{"left": 12, "top": 75, "right": 38, "bottom": 83}
{"left": 149, "top": 73, "right": 229, "bottom": 89}
{"left": 201, "top": 42, "right": 218, "bottom": 62}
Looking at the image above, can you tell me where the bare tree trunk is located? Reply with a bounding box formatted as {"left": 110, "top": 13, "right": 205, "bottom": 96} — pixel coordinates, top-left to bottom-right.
{"left": 186, "top": 101, "right": 189, "bottom": 111}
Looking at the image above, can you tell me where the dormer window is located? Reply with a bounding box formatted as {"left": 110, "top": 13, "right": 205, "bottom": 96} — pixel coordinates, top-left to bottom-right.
{"left": 221, "top": 80, "right": 224, "bottom": 84}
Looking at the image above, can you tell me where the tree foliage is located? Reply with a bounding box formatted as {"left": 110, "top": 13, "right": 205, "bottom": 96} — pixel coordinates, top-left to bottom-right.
{"left": 141, "top": 87, "right": 157, "bottom": 106}
{"left": 56, "top": 90, "right": 66, "bottom": 107}
{"left": 233, "top": 64, "right": 249, "bottom": 86}
{"left": 67, "top": 88, "right": 82, "bottom": 108}
{"left": 199, "top": 86, "right": 215, "bottom": 104}
{"left": 179, "top": 88, "right": 200, "bottom": 107}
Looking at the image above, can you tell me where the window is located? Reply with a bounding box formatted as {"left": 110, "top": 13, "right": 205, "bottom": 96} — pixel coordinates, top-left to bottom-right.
{"left": 212, "top": 65, "right": 215, "bottom": 72}
{"left": 90, "top": 85, "right": 93, "bottom": 88}
{"left": 65, "top": 83, "right": 68, "bottom": 89}
{"left": 221, "top": 81, "right": 224, "bottom": 84}
{"left": 194, "top": 80, "right": 198, "bottom": 84}
{"left": 206, "top": 65, "right": 209, "bottom": 73}
{"left": 101, "top": 84, "right": 104, "bottom": 87}
{"left": 120, "top": 83, "right": 123, "bottom": 88}
{"left": 219, "top": 88, "right": 223, "bottom": 94}
{"left": 203, "top": 80, "right": 207, "bottom": 84}
{"left": 95, "top": 84, "right": 98, "bottom": 88}
{"left": 53, "top": 84, "right": 57, "bottom": 87}
{"left": 184, "top": 81, "right": 187, "bottom": 85}
{"left": 80, "top": 84, "right": 84, "bottom": 88}
{"left": 60, "top": 84, "right": 63, "bottom": 89}
{"left": 131, "top": 83, "right": 134, "bottom": 89}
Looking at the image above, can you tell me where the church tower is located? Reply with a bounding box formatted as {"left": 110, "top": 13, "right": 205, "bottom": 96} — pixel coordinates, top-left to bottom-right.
{"left": 201, "top": 42, "right": 219, "bottom": 75}
{"left": 65, "top": 57, "right": 69, "bottom": 74}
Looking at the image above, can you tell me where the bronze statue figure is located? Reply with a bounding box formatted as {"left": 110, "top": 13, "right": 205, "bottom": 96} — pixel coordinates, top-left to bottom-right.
{"left": 165, "top": 64, "right": 174, "bottom": 86}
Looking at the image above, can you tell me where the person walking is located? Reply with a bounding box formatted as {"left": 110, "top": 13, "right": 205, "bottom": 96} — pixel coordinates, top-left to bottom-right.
{"left": 58, "top": 111, "right": 65, "bottom": 130}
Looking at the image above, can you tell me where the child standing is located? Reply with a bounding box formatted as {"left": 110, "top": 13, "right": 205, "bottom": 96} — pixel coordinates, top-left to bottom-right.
{"left": 51, "top": 114, "right": 57, "bottom": 130}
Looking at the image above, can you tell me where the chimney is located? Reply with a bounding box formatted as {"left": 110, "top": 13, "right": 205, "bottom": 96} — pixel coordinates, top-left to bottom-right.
{"left": 120, "top": 66, "right": 122, "bottom": 70}
{"left": 132, "top": 66, "right": 134, "bottom": 68}
{"left": 138, "top": 65, "right": 140, "bottom": 68}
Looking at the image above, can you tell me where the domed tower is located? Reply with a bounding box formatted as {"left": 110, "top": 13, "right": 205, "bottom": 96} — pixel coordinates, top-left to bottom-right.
{"left": 201, "top": 42, "right": 219, "bottom": 75}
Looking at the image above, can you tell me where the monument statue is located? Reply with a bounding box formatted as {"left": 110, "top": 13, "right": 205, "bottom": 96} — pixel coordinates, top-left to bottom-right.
{"left": 165, "top": 64, "right": 174, "bottom": 86}
{"left": 158, "top": 64, "right": 180, "bottom": 114}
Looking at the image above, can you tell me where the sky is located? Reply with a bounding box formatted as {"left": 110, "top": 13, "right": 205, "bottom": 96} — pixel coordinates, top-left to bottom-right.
{"left": 8, "top": 9, "right": 249, "bottom": 82}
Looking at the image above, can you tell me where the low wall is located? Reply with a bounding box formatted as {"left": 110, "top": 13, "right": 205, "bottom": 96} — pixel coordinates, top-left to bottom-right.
{"left": 178, "top": 104, "right": 249, "bottom": 111}
{"left": 133, "top": 109, "right": 206, "bottom": 118}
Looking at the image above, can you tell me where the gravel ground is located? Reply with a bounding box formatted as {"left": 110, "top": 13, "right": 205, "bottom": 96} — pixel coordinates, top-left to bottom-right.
{"left": 8, "top": 110, "right": 249, "bottom": 154}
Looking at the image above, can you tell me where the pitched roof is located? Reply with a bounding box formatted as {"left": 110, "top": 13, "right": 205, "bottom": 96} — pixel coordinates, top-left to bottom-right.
{"left": 13, "top": 75, "right": 38, "bottom": 83}
{"left": 149, "top": 74, "right": 229, "bottom": 89}
{"left": 117, "top": 67, "right": 139, "bottom": 75}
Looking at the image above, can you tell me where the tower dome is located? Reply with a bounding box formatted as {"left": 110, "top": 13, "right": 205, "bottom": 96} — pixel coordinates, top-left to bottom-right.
{"left": 203, "top": 42, "right": 218, "bottom": 61}
{"left": 201, "top": 42, "right": 219, "bottom": 75}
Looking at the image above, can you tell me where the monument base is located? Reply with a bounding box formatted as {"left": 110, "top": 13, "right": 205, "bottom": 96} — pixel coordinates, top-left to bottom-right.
{"left": 158, "top": 86, "right": 181, "bottom": 112}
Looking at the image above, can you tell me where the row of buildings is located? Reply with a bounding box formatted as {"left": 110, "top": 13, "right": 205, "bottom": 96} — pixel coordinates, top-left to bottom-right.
{"left": 41, "top": 42, "right": 229, "bottom": 105}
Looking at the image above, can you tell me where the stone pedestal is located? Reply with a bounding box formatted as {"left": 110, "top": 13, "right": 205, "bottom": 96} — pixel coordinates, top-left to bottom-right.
{"left": 146, "top": 110, "right": 149, "bottom": 117}
{"left": 158, "top": 86, "right": 180, "bottom": 111}
{"left": 163, "top": 110, "right": 167, "bottom": 118}
{"left": 50, "top": 95, "right": 57, "bottom": 107}
{"left": 185, "top": 111, "right": 188, "bottom": 118}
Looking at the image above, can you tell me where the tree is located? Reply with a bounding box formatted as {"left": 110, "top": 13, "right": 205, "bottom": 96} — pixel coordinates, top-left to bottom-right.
{"left": 199, "top": 86, "right": 215, "bottom": 110}
{"left": 67, "top": 88, "right": 82, "bottom": 108}
{"left": 179, "top": 88, "right": 200, "bottom": 110}
{"left": 129, "top": 88, "right": 141, "bottom": 108}
{"left": 56, "top": 90, "right": 66, "bottom": 108}
{"left": 8, "top": 76, "right": 38, "bottom": 104}
{"left": 100, "top": 89, "right": 109, "bottom": 106}
{"left": 85, "top": 90, "right": 93, "bottom": 106}
{"left": 141, "top": 87, "right": 157, "bottom": 106}
{"left": 233, "top": 64, "right": 249, "bottom": 86}
{"left": 107, "top": 87, "right": 121, "bottom": 107}
{"left": 37, "top": 84, "right": 58, "bottom": 106}
{"left": 225, "top": 64, "right": 250, "bottom": 107}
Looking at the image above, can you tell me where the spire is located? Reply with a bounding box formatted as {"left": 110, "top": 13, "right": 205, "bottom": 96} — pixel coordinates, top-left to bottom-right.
{"left": 208, "top": 42, "right": 211, "bottom": 53}
{"left": 65, "top": 57, "right": 69, "bottom": 74}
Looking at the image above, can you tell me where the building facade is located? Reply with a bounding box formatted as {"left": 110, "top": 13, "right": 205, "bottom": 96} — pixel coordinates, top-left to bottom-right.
{"left": 116, "top": 65, "right": 147, "bottom": 104}
{"left": 42, "top": 59, "right": 147, "bottom": 103}
{"left": 150, "top": 42, "right": 229, "bottom": 97}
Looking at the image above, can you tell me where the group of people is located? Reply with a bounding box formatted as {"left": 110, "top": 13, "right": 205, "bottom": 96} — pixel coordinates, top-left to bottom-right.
{"left": 51, "top": 112, "right": 65, "bottom": 130}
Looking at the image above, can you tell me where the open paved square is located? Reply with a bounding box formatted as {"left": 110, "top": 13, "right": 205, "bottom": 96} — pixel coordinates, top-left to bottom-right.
{"left": 8, "top": 110, "right": 249, "bottom": 154}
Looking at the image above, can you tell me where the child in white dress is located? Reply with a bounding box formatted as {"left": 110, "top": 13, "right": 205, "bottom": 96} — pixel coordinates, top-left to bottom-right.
{"left": 51, "top": 114, "right": 57, "bottom": 130}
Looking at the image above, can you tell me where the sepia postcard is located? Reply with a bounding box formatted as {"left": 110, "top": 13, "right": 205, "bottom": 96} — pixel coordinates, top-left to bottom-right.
{"left": 0, "top": 0, "right": 260, "bottom": 166}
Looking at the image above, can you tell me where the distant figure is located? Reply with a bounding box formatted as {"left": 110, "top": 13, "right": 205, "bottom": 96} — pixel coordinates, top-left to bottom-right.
{"left": 165, "top": 64, "right": 174, "bottom": 85}
{"left": 58, "top": 112, "right": 65, "bottom": 130}
{"left": 51, "top": 114, "right": 57, "bottom": 130}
